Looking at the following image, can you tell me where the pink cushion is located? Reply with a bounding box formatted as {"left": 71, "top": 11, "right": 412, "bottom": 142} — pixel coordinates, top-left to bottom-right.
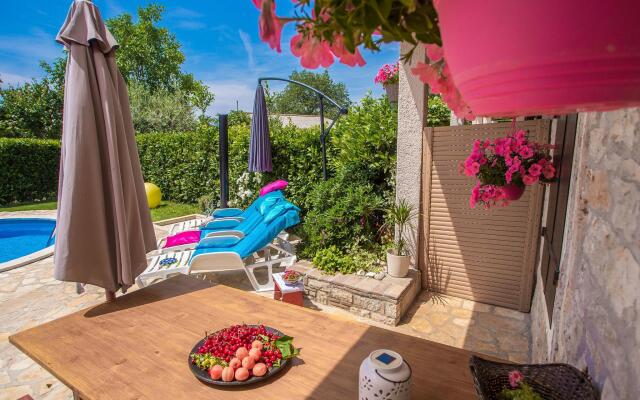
{"left": 260, "top": 180, "right": 288, "bottom": 196}
{"left": 163, "top": 230, "right": 201, "bottom": 248}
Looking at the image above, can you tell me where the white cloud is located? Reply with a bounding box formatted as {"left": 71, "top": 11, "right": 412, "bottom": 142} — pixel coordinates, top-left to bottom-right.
{"left": 238, "top": 30, "right": 255, "bottom": 71}
{"left": 205, "top": 80, "right": 256, "bottom": 115}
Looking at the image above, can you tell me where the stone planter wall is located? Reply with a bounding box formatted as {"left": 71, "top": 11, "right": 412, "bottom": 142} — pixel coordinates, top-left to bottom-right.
{"left": 291, "top": 261, "right": 421, "bottom": 326}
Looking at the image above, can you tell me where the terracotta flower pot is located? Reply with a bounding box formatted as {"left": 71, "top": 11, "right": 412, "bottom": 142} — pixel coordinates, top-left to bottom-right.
{"left": 383, "top": 82, "right": 399, "bottom": 103}
{"left": 436, "top": 0, "right": 640, "bottom": 117}
{"left": 501, "top": 183, "right": 525, "bottom": 201}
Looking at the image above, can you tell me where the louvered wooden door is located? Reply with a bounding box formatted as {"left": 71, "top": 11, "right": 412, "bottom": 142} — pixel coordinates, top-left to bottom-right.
{"left": 420, "top": 121, "right": 549, "bottom": 311}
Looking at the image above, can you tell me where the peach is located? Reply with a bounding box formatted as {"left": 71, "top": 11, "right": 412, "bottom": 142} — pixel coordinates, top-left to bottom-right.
{"left": 208, "top": 365, "right": 223, "bottom": 380}
{"left": 251, "top": 340, "right": 264, "bottom": 350}
{"left": 249, "top": 347, "right": 262, "bottom": 361}
{"left": 252, "top": 363, "right": 267, "bottom": 377}
{"left": 242, "top": 356, "right": 255, "bottom": 369}
{"left": 221, "top": 366, "right": 235, "bottom": 382}
{"left": 235, "top": 367, "right": 250, "bottom": 381}
{"left": 229, "top": 357, "right": 242, "bottom": 369}
{"left": 235, "top": 346, "right": 249, "bottom": 360}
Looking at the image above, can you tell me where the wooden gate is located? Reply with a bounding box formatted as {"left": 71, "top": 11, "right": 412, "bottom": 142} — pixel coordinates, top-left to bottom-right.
{"left": 419, "top": 121, "right": 549, "bottom": 311}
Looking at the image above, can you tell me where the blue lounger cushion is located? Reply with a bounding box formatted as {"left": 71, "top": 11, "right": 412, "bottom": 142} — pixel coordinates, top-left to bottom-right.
{"left": 190, "top": 209, "right": 300, "bottom": 260}
{"left": 196, "top": 235, "right": 241, "bottom": 249}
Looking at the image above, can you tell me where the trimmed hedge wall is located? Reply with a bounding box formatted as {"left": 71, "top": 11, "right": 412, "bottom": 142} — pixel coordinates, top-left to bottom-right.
{"left": 0, "top": 138, "right": 60, "bottom": 204}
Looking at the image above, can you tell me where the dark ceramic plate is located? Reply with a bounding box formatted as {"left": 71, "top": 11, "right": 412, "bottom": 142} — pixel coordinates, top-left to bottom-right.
{"left": 188, "top": 325, "right": 289, "bottom": 387}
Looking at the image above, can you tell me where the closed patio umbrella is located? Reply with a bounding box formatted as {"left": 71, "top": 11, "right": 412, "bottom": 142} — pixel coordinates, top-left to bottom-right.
{"left": 54, "top": 0, "right": 157, "bottom": 298}
{"left": 248, "top": 84, "right": 273, "bottom": 172}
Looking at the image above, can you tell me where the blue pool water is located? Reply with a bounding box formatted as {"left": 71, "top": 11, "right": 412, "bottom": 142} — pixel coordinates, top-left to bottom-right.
{"left": 0, "top": 218, "right": 56, "bottom": 263}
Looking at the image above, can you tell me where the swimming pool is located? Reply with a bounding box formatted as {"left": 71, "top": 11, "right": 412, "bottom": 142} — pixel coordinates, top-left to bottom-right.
{"left": 0, "top": 218, "right": 56, "bottom": 268}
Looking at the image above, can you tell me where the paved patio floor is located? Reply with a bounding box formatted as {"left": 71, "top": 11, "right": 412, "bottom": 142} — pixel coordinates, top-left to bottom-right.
{"left": 0, "top": 213, "right": 531, "bottom": 400}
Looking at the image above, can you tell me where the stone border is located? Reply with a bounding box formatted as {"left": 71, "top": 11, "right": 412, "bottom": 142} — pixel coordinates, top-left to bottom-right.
{"left": 0, "top": 216, "right": 56, "bottom": 272}
{"left": 291, "top": 261, "right": 422, "bottom": 326}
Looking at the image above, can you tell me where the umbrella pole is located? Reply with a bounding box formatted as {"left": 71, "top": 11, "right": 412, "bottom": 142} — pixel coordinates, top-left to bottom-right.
{"left": 219, "top": 114, "right": 229, "bottom": 208}
{"left": 105, "top": 290, "right": 116, "bottom": 302}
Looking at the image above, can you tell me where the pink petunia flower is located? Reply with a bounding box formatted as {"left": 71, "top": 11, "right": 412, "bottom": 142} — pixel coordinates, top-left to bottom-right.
{"left": 542, "top": 163, "right": 556, "bottom": 179}
{"left": 528, "top": 163, "right": 542, "bottom": 177}
{"left": 509, "top": 370, "right": 524, "bottom": 388}
{"left": 518, "top": 145, "right": 534, "bottom": 159}
{"left": 290, "top": 33, "right": 334, "bottom": 69}
{"left": 522, "top": 174, "right": 539, "bottom": 185}
{"left": 257, "top": 0, "right": 286, "bottom": 52}
{"left": 330, "top": 35, "right": 366, "bottom": 67}
{"left": 425, "top": 43, "right": 444, "bottom": 62}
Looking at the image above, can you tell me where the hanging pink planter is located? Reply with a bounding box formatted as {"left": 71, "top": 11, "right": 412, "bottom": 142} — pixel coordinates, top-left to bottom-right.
{"left": 501, "top": 184, "right": 525, "bottom": 201}
{"left": 436, "top": 0, "right": 640, "bottom": 117}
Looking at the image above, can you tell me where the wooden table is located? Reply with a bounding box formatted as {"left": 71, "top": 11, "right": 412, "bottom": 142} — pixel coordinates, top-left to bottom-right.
{"left": 10, "top": 276, "right": 485, "bottom": 399}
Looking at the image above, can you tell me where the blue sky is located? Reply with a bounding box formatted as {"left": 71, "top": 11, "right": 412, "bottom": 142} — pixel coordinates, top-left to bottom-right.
{"left": 0, "top": 1, "right": 399, "bottom": 114}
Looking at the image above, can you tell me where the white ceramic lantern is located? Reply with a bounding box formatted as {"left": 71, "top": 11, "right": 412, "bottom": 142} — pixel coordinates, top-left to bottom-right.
{"left": 359, "top": 349, "right": 412, "bottom": 400}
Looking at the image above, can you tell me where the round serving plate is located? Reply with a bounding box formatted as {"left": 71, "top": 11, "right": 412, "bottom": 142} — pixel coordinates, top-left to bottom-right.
{"left": 188, "top": 325, "right": 290, "bottom": 387}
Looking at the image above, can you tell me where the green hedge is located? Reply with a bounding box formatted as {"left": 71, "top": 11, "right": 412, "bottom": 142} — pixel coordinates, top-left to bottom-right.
{"left": 136, "top": 126, "right": 219, "bottom": 204}
{"left": 0, "top": 138, "right": 60, "bottom": 204}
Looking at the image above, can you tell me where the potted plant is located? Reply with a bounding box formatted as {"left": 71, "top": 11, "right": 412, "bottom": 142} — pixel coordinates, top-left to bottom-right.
{"left": 374, "top": 63, "right": 400, "bottom": 103}
{"left": 384, "top": 199, "right": 414, "bottom": 278}
{"left": 462, "top": 129, "right": 556, "bottom": 209}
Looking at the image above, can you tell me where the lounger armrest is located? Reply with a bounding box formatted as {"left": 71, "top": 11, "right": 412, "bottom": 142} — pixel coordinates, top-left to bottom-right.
{"left": 204, "top": 230, "right": 245, "bottom": 239}
{"left": 196, "top": 235, "right": 242, "bottom": 249}
{"left": 212, "top": 208, "right": 243, "bottom": 218}
{"left": 203, "top": 219, "right": 242, "bottom": 230}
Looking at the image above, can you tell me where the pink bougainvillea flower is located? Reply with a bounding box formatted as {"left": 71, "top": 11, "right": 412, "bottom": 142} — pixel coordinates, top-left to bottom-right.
{"left": 290, "top": 33, "right": 334, "bottom": 69}
{"left": 425, "top": 43, "right": 444, "bottom": 62}
{"left": 330, "top": 35, "right": 365, "bottom": 67}
{"left": 528, "top": 163, "right": 542, "bottom": 177}
{"left": 411, "top": 62, "right": 440, "bottom": 89}
{"left": 522, "top": 174, "right": 539, "bottom": 185}
{"left": 505, "top": 170, "right": 513, "bottom": 183}
{"left": 257, "top": 0, "right": 286, "bottom": 52}
{"left": 509, "top": 370, "right": 524, "bottom": 388}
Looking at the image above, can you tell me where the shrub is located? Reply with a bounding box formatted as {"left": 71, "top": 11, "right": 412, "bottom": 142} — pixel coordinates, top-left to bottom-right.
{"left": 312, "top": 246, "right": 357, "bottom": 274}
{"left": 0, "top": 138, "right": 60, "bottom": 204}
{"left": 301, "top": 173, "right": 385, "bottom": 257}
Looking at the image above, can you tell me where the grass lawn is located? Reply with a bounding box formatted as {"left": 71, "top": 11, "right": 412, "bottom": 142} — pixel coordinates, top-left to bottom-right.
{"left": 0, "top": 200, "right": 200, "bottom": 222}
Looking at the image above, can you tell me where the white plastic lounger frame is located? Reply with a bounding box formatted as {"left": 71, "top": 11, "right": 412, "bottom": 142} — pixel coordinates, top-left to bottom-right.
{"left": 137, "top": 239, "right": 296, "bottom": 292}
{"left": 137, "top": 249, "right": 193, "bottom": 287}
{"left": 189, "top": 239, "right": 297, "bottom": 292}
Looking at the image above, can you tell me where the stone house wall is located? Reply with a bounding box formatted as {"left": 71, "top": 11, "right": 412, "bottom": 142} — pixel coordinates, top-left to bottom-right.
{"left": 530, "top": 108, "right": 640, "bottom": 399}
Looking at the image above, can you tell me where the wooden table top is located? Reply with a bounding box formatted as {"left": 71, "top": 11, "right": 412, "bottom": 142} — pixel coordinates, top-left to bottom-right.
{"left": 10, "top": 276, "right": 484, "bottom": 400}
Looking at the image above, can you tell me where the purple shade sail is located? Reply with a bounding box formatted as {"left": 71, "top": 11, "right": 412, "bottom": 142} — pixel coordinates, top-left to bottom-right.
{"left": 53, "top": 0, "right": 157, "bottom": 293}
{"left": 249, "top": 85, "right": 272, "bottom": 172}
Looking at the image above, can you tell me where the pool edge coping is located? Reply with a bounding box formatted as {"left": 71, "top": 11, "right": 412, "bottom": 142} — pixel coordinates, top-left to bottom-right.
{"left": 0, "top": 216, "right": 57, "bottom": 272}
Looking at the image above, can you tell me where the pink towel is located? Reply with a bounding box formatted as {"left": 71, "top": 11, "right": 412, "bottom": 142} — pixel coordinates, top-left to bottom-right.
{"left": 260, "top": 180, "right": 288, "bottom": 196}
{"left": 163, "top": 230, "right": 201, "bottom": 248}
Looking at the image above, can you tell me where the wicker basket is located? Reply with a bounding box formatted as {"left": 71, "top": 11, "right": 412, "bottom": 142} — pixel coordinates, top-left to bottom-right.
{"left": 469, "top": 356, "right": 599, "bottom": 400}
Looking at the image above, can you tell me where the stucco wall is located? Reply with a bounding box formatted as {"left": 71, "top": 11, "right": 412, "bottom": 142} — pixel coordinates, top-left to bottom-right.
{"left": 396, "top": 43, "right": 427, "bottom": 264}
{"left": 530, "top": 108, "right": 640, "bottom": 399}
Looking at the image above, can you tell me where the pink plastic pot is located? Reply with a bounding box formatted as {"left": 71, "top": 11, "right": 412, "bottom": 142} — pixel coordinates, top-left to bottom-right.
{"left": 436, "top": 0, "right": 640, "bottom": 117}
{"left": 501, "top": 184, "right": 525, "bottom": 201}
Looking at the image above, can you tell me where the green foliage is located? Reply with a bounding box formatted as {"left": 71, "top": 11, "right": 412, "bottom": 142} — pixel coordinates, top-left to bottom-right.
{"left": 0, "top": 59, "right": 65, "bottom": 139}
{"left": 384, "top": 198, "right": 416, "bottom": 256}
{"left": 0, "top": 138, "right": 60, "bottom": 205}
{"left": 427, "top": 95, "right": 451, "bottom": 127}
{"left": 268, "top": 70, "right": 350, "bottom": 116}
{"left": 128, "top": 81, "right": 198, "bottom": 133}
{"left": 302, "top": 173, "right": 385, "bottom": 256}
{"left": 313, "top": 246, "right": 357, "bottom": 274}
{"left": 500, "top": 383, "right": 543, "bottom": 400}
{"left": 0, "top": 4, "right": 212, "bottom": 139}
{"left": 331, "top": 94, "right": 397, "bottom": 190}
{"left": 106, "top": 4, "right": 189, "bottom": 92}
{"left": 227, "top": 110, "right": 252, "bottom": 127}
{"left": 286, "top": 0, "right": 440, "bottom": 60}
{"left": 136, "top": 126, "right": 219, "bottom": 204}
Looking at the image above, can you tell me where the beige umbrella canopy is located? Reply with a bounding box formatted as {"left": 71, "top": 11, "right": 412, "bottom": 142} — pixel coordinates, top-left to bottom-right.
{"left": 54, "top": 0, "right": 157, "bottom": 297}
